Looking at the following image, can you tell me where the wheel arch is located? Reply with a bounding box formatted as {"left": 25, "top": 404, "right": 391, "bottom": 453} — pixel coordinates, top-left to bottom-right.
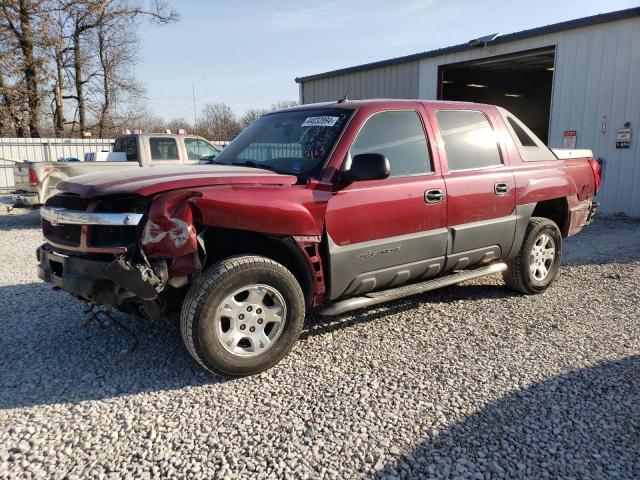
{"left": 531, "top": 197, "right": 569, "bottom": 236}
{"left": 508, "top": 198, "right": 569, "bottom": 259}
{"left": 198, "top": 227, "right": 316, "bottom": 307}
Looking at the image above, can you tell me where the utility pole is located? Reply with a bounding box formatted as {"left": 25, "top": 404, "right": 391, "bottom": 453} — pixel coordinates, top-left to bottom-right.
{"left": 192, "top": 82, "right": 197, "bottom": 126}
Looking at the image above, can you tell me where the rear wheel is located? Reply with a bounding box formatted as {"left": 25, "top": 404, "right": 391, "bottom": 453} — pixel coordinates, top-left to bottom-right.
{"left": 180, "top": 255, "right": 305, "bottom": 376}
{"left": 503, "top": 217, "right": 562, "bottom": 294}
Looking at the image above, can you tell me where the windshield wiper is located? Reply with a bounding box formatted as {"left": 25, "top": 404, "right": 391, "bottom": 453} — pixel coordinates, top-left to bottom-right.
{"left": 232, "top": 160, "right": 276, "bottom": 172}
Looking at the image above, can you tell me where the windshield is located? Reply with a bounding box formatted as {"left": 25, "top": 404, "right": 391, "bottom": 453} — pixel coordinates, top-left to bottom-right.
{"left": 214, "top": 108, "right": 353, "bottom": 177}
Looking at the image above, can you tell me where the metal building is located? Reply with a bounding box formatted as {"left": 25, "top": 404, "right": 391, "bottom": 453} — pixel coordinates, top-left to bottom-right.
{"left": 295, "top": 7, "right": 640, "bottom": 217}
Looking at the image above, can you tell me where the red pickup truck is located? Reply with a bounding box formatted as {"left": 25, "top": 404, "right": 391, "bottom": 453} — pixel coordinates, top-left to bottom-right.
{"left": 37, "top": 100, "right": 599, "bottom": 376}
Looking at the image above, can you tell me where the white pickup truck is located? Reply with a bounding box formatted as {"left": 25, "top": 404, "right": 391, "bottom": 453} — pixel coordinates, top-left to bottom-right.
{"left": 11, "top": 132, "right": 221, "bottom": 206}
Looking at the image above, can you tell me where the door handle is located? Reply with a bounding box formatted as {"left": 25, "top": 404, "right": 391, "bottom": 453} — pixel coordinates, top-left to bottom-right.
{"left": 494, "top": 182, "right": 510, "bottom": 195}
{"left": 425, "top": 189, "right": 445, "bottom": 204}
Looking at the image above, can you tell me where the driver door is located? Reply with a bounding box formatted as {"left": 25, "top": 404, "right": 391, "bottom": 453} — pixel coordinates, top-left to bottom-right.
{"left": 325, "top": 108, "right": 448, "bottom": 300}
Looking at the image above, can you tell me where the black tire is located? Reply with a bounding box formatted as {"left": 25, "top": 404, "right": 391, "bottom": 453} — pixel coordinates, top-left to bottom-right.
{"left": 180, "top": 255, "right": 305, "bottom": 377}
{"left": 503, "top": 217, "right": 563, "bottom": 294}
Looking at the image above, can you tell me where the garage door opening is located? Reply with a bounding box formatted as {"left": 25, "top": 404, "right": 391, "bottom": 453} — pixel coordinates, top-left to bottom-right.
{"left": 438, "top": 47, "right": 555, "bottom": 144}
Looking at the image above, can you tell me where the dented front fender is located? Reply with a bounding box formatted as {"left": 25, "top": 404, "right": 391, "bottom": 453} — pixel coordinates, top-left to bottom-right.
{"left": 141, "top": 191, "right": 200, "bottom": 274}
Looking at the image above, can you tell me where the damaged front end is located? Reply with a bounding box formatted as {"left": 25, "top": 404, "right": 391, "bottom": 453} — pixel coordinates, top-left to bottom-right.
{"left": 38, "top": 192, "right": 201, "bottom": 316}
{"left": 139, "top": 191, "right": 202, "bottom": 288}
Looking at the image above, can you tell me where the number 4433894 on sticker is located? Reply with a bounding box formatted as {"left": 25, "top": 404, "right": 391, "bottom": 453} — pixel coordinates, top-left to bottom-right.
{"left": 301, "top": 116, "right": 339, "bottom": 127}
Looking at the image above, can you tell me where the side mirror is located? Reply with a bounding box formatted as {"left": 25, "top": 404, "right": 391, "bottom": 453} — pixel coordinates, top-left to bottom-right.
{"left": 342, "top": 153, "right": 390, "bottom": 182}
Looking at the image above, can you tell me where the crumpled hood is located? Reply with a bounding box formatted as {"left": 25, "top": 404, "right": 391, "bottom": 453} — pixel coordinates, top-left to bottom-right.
{"left": 57, "top": 165, "right": 298, "bottom": 198}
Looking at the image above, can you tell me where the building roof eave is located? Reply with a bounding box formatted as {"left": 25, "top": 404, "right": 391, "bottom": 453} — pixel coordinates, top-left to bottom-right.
{"left": 295, "top": 7, "right": 640, "bottom": 83}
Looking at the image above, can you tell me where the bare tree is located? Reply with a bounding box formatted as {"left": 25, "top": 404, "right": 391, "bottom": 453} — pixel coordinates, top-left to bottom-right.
{"left": 57, "top": 0, "right": 178, "bottom": 135}
{"left": 0, "top": 0, "right": 180, "bottom": 139}
{"left": 166, "top": 117, "right": 193, "bottom": 132}
{"left": 0, "top": 14, "right": 34, "bottom": 137}
{"left": 239, "top": 107, "right": 267, "bottom": 129}
{"left": 43, "top": 2, "right": 73, "bottom": 137}
{"left": 0, "top": 67, "right": 28, "bottom": 136}
{"left": 134, "top": 103, "right": 164, "bottom": 132}
{"left": 239, "top": 100, "right": 298, "bottom": 129}
{"left": 0, "top": 0, "right": 50, "bottom": 137}
{"left": 94, "top": 12, "right": 146, "bottom": 136}
{"left": 196, "top": 102, "right": 242, "bottom": 141}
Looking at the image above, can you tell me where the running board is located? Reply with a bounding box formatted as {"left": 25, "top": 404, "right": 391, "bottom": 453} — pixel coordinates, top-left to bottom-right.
{"left": 318, "top": 262, "right": 508, "bottom": 316}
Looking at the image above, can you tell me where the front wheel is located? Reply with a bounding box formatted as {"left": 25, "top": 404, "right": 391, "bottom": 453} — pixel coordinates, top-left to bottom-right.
{"left": 180, "top": 256, "right": 305, "bottom": 376}
{"left": 503, "top": 217, "right": 563, "bottom": 294}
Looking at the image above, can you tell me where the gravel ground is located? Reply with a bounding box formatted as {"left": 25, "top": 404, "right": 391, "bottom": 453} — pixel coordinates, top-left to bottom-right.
{"left": 1, "top": 205, "right": 639, "bottom": 479}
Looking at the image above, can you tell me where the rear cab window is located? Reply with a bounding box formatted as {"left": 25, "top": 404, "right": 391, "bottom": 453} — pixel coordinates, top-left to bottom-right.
{"left": 507, "top": 117, "right": 537, "bottom": 146}
{"left": 149, "top": 137, "right": 180, "bottom": 161}
{"left": 112, "top": 136, "right": 138, "bottom": 161}
{"left": 497, "top": 107, "right": 557, "bottom": 161}
{"left": 348, "top": 110, "right": 432, "bottom": 177}
{"left": 435, "top": 110, "right": 502, "bottom": 171}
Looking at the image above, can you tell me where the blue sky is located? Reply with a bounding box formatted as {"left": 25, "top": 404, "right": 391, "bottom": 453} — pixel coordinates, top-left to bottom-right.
{"left": 135, "top": 0, "right": 638, "bottom": 121}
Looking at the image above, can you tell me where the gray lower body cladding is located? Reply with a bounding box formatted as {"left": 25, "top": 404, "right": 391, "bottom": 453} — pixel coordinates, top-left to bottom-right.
{"left": 37, "top": 245, "right": 162, "bottom": 305}
{"left": 447, "top": 213, "right": 516, "bottom": 256}
{"left": 327, "top": 229, "right": 448, "bottom": 300}
{"left": 319, "top": 262, "right": 508, "bottom": 316}
{"left": 326, "top": 205, "right": 536, "bottom": 300}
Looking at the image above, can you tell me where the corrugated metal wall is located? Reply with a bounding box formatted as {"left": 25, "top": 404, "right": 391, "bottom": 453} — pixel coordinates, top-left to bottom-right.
{"left": 0, "top": 138, "right": 114, "bottom": 190}
{"left": 298, "top": 16, "right": 640, "bottom": 216}
{"left": 418, "top": 16, "right": 640, "bottom": 217}
{"left": 549, "top": 18, "right": 640, "bottom": 217}
{"left": 300, "top": 61, "right": 420, "bottom": 103}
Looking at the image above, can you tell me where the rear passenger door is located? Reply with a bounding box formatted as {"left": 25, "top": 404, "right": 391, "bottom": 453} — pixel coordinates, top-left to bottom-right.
{"left": 429, "top": 107, "right": 516, "bottom": 270}
{"left": 325, "top": 107, "right": 448, "bottom": 299}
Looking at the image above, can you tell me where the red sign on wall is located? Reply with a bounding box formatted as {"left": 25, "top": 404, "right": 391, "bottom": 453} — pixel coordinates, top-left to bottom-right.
{"left": 563, "top": 130, "right": 577, "bottom": 149}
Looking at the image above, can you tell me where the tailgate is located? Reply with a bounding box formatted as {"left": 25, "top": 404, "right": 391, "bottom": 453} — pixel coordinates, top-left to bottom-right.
{"left": 13, "top": 161, "right": 33, "bottom": 190}
{"left": 551, "top": 148, "right": 593, "bottom": 159}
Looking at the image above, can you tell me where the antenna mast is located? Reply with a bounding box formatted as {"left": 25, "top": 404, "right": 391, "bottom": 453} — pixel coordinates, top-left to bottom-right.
{"left": 192, "top": 82, "right": 197, "bottom": 125}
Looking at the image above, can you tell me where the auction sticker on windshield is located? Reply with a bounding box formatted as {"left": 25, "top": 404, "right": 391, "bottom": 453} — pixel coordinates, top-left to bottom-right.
{"left": 302, "top": 116, "right": 339, "bottom": 127}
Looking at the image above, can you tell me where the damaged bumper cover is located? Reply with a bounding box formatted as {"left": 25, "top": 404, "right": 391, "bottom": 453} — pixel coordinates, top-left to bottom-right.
{"left": 37, "top": 245, "right": 166, "bottom": 306}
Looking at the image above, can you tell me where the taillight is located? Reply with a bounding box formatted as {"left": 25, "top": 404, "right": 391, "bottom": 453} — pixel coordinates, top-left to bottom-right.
{"left": 588, "top": 158, "right": 601, "bottom": 192}
{"left": 28, "top": 168, "right": 38, "bottom": 186}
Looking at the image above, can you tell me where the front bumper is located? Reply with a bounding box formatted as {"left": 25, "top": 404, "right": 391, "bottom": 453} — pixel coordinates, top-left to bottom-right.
{"left": 37, "top": 245, "right": 161, "bottom": 305}
{"left": 11, "top": 190, "right": 39, "bottom": 206}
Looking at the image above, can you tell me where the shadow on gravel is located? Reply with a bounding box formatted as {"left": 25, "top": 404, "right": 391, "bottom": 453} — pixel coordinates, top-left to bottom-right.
{"left": 563, "top": 217, "right": 640, "bottom": 266}
{"left": 0, "top": 209, "right": 41, "bottom": 230}
{"left": 301, "top": 283, "right": 518, "bottom": 341}
{"left": 0, "top": 282, "right": 227, "bottom": 410}
{"left": 377, "top": 356, "right": 640, "bottom": 479}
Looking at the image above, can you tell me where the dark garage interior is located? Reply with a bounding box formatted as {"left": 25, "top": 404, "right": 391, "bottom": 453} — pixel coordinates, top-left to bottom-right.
{"left": 438, "top": 47, "right": 555, "bottom": 144}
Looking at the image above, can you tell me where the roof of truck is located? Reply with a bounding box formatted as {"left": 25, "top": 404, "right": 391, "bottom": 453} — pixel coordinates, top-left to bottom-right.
{"left": 270, "top": 99, "right": 495, "bottom": 113}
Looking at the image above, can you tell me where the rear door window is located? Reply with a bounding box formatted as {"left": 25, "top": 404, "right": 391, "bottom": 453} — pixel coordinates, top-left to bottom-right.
{"left": 436, "top": 110, "right": 502, "bottom": 171}
{"left": 349, "top": 110, "right": 432, "bottom": 177}
{"left": 150, "top": 138, "right": 180, "bottom": 161}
